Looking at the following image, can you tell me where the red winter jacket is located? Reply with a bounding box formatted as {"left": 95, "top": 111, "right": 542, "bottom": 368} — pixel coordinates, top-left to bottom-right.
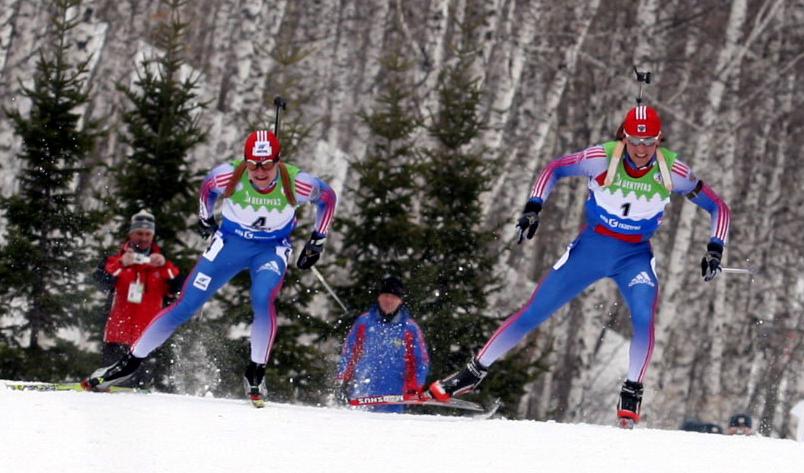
{"left": 102, "top": 242, "right": 180, "bottom": 346}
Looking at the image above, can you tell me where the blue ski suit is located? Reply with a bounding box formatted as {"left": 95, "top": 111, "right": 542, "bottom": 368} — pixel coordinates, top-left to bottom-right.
{"left": 478, "top": 143, "right": 730, "bottom": 383}
{"left": 131, "top": 160, "right": 337, "bottom": 365}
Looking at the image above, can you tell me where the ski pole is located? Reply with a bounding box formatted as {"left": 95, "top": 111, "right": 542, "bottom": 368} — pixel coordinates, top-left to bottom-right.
{"left": 721, "top": 267, "right": 754, "bottom": 275}
{"left": 273, "top": 96, "right": 287, "bottom": 137}
{"left": 312, "top": 267, "right": 349, "bottom": 314}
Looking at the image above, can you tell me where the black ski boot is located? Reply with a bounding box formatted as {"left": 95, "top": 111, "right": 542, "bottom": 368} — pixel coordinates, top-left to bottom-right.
{"left": 617, "top": 380, "right": 644, "bottom": 429}
{"left": 81, "top": 353, "right": 143, "bottom": 391}
{"left": 244, "top": 361, "right": 267, "bottom": 408}
{"left": 428, "top": 358, "right": 488, "bottom": 401}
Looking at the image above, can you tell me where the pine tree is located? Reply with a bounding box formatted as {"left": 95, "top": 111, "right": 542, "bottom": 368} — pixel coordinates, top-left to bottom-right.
{"left": 415, "top": 56, "right": 497, "bottom": 378}
{"left": 110, "top": 0, "right": 207, "bottom": 392}
{"left": 0, "top": 0, "right": 102, "bottom": 378}
{"left": 414, "top": 15, "right": 536, "bottom": 410}
{"left": 338, "top": 49, "right": 422, "bottom": 315}
{"left": 114, "top": 0, "right": 207, "bottom": 266}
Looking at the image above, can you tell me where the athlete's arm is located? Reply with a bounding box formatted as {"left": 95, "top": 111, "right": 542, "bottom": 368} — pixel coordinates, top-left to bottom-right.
{"left": 671, "top": 159, "right": 730, "bottom": 246}
{"left": 528, "top": 145, "right": 609, "bottom": 204}
{"left": 198, "top": 163, "right": 234, "bottom": 221}
{"left": 295, "top": 172, "right": 337, "bottom": 236}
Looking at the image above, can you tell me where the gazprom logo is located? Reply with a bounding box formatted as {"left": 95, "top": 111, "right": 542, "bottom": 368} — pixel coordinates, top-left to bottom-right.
{"left": 252, "top": 140, "right": 272, "bottom": 157}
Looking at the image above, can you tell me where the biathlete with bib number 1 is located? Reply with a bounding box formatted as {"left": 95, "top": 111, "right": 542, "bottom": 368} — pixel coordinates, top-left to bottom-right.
{"left": 427, "top": 105, "right": 730, "bottom": 428}
{"left": 82, "top": 130, "right": 337, "bottom": 405}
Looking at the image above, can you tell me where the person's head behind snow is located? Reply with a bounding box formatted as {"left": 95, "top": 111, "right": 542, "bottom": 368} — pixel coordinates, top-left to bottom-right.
{"left": 727, "top": 413, "right": 753, "bottom": 435}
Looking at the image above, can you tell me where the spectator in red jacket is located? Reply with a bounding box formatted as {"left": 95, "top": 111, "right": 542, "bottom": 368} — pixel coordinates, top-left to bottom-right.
{"left": 94, "top": 210, "right": 182, "bottom": 385}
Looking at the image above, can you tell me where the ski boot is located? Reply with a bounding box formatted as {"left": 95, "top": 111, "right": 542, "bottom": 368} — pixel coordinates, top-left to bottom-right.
{"left": 617, "top": 380, "right": 643, "bottom": 429}
{"left": 81, "top": 352, "right": 143, "bottom": 392}
{"left": 428, "top": 358, "right": 488, "bottom": 401}
{"left": 244, "top": 361, "right": 267, "bottom": 408}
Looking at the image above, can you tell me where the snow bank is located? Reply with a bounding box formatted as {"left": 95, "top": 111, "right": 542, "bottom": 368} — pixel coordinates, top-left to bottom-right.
{"left": 2, "top": 382, "right": 802, "bottom": 473}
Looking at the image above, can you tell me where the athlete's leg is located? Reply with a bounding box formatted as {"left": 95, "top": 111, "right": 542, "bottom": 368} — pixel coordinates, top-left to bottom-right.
{"left": 131, "top": 233, "right": 248, "bottom": 358}
{"left": 247, "top": 240, "right": 291, "bottom": 364}
{"left": 477, "top": 235, "right": 606, "bottom": 367}
{"left": 613, "top": 252, "right": 659, "bottom": 383}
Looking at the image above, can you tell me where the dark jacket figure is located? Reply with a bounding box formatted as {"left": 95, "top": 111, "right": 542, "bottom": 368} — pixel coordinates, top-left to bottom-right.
{"left": 338, "top": 277, "right": 429, "bottom": 413}
{"left": 94, "top": 211, "right": 181, "bottom": 384}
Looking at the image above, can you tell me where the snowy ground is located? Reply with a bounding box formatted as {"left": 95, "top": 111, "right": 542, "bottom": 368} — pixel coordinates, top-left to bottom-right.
{"left": 2, "top": 381, "right": 803, "bottom": 473}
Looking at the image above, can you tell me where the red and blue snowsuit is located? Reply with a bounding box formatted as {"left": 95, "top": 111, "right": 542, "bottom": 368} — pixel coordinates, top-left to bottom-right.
{"left": 477, "top": 143, "right": 730, "bottom": 384}
{"left": 338, "top": 305, "right": 430, "bottom": 413}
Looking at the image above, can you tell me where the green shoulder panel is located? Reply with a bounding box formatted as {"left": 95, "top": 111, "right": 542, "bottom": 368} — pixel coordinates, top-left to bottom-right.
{"left": 657, "top": 147, "right": 678, "bottom": 167}
{"left": 602, "top": 141, "right": 619, "bottom": 157}
{"left": 284, "top": 163, "right": 302, "bottom": 180}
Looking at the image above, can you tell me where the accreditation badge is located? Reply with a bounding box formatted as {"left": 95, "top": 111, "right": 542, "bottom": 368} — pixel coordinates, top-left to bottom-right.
{"left": 127, "top": 275, "right": 144, "bottom": 304}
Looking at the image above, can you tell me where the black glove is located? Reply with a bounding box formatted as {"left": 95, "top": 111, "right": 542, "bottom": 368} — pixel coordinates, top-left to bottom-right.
{"left": 197, "top": 216, "right": 218, "bottom": 239}
{"left": 297, "top": 231, "right": 326, "bottom": 270}
{"left": 516, "top": 200, "right": 542, "bottom": 244}
{"left": 701, "top": 242, "right": 723, "bottom": 282}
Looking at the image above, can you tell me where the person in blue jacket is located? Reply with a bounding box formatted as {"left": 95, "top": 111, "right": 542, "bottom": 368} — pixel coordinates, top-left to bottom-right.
{"left": 337, "top": 276, "right": 430, "bottom": 413}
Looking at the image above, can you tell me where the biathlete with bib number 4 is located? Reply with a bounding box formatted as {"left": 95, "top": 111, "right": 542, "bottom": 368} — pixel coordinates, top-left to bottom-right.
{"left": 82, "top": 130, "right": 337, "bottom": 405}
{"left": 427, "top": 105, "right": 730, "bottom": 428}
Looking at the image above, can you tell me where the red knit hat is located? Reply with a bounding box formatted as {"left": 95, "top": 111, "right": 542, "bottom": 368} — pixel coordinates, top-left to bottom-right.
{"left": 243, "top": 130, "right": 281, "bottom": 163}
{"left": 622, "top": 105, "right": 662, "bottom": 137}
